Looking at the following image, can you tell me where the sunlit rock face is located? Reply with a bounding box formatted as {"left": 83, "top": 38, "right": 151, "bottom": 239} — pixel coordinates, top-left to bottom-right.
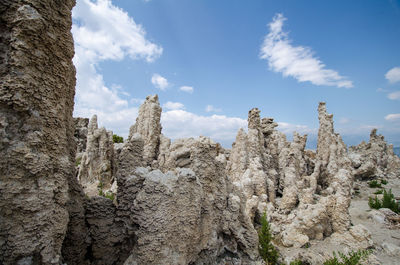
{"left": 227, "top": 102, "right": 355, "bottom": 249}
{"left": 0, "top": 1, "right": 78, "bottom": 264}
{"left": 77, "top": 115, "right": 116, "bottom": 197}
{"left": 349, "top": 128, "right": 400, "bottom": 180}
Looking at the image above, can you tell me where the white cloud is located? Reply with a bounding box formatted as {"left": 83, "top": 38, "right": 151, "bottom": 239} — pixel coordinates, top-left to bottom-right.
{"left": 161, "top": 110, "right": 247, "bottom": 145}
{"left": 179, "top": 86, "right": 194, "bottom": 93}
{"left": 205, "top": 105, "right": 222, "bottom": 112}
{"left": 163, "top": 101, "right": 185, "bottom": 110}
{"left": 72, "top": 0, "right": 162, "bottom": 137}
{"left": 385, "top": 67, "right": 400, "bottom": 84}
{"left": 338, "top": 117, "right": 350, "bottom": 124}
{"left": 260, "top": 13, "right": 353, "bottom": 88}
{"left": 385, "top": 113, "right": 400, "bottom": 121}
{"left": 151, "top": 74, "right": 169, "bottom": 90}
{"left": 277, "top": 122, "right": 316, "bottom": 135}
{"left": 388, "top": 91, "right": 400, "bottom": 100}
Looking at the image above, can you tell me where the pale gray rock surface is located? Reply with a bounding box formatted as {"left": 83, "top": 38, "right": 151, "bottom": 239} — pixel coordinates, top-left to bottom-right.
{"left": 0, "top": 0, "right": 76, "bottom": 264}
{"left": 349, "top": 128, "right": 400, "bottom": 179}
{"left": 78, "top": 115, "right": 116, "bottom": 196}
{"left": 130, "top": 94, "right": 162, "bottom": 166}
{"left": 227, "top": 102, "right": 357, "bottom": 250}
{"left": 75, "top": 117, "right": 89, "bottom": 154}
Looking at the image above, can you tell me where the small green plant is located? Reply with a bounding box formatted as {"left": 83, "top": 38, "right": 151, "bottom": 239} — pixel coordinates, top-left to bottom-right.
{"left": 368, "top": 180, "right": 382, "bottom": 188}
{"left": 76, "top": 157, "right": 82, "bottom": 166}
{"left": 104, "top": 192, "right": 115, "bottom": 201}
{"left": 322, "top": 249, "right": 371, "bottom": 265}
{"left": 258, "top": 212, "right": 279, "bottom": 265}
{"left": 113, "top": 134, "right": 124, "bottom": 143}
{"left": 374, "top": 189, "right": 383, "bottom": 195}
{"left": 368, "top": 189, "right": 400, "bottom": 214}
{"left": 98, "top": 189, "right": 105, "bottom": 196}
{"left": 380, "top": 179, "right": 388, "bottom": 185}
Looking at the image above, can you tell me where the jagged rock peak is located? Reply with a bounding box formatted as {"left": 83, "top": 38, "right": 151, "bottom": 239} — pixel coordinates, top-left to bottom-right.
{"left": 131, "top": 94, "right": 162, "bottom": 166}
{"left": 248, "top": 107, "right": 261, "bottom": 129}
{"left": 77, "top": 114, "right": 115, "bottom": 196}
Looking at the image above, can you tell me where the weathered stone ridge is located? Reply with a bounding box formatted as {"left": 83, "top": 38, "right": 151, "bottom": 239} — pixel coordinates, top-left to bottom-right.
{"left": 0, "top": 0, "right": 76, "bottom": 264}
{"left": 349, "top": 128, "right": 400, "bottom": 180}
{"left": 77, "top": 115, "right": 116, "bottom": 197}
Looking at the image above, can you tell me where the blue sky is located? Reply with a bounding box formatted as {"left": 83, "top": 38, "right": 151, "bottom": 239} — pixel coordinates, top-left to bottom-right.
{"left": 72, "top": 0, "right": 400, "bottom": 148}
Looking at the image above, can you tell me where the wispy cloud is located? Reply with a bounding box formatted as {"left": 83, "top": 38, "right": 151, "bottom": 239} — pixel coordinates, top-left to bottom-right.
{"left": 385, "top": 67, "right": 400, "bottom": 84}
{"left": 179, "top": 86, "right": 194, "bottom": 93}
{"left": 377, "top": 87, "right": 388, "bottom": 93}
{"left": 260, "top": 13, "right": 353, "bottom": 88}
{"left": 163, "top": 101, "right": 185, "bottom": 110}
{"left": 385, "top": 113, "right": 400, "bottom": 121}
{"left": 72, "top": 0, "right": 162, "bottom": 136}
{"left": 205, "top": 105, "right": 222, "bottom": 113}
{"left": 339, "top": 117, "right": 351, "bottom": 124}
{"left": 388, "top": 91, "right": 400, "bottom": 100}
{"left": 151, "top": 73, "right": 169, "bottom": 90}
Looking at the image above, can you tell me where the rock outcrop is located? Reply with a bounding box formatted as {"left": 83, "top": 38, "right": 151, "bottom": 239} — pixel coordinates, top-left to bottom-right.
{"left": 74, "top": 117, "right": 89, "bottom": 154}
{"left": 0, "top": 1, "right": 77, "bottom": 264}
{"left": 349, "top": 128, "right": 400, "bottom": 179}
{"left": 78, "top": 115, "right": 116, "bottom": 196}
{"left": 227, "top": 102, "right": 356, "bottom": 249}
{"left": 130, "top": 94, "right": 162, "bottom": 166}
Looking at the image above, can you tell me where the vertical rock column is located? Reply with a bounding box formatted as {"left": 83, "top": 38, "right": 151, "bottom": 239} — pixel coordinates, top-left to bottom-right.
{"left": 0, "top": 1, "right": 76, "bottom": 264}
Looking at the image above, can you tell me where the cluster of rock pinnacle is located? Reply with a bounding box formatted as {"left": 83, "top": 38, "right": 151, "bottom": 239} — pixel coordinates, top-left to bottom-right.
{"left": 1, "top": 1, "right": 399, "bottom": 264}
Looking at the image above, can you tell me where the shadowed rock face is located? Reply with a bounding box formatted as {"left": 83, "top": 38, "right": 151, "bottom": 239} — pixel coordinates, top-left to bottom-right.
{"left": 0, "top": 0, "right": 77, "bottom": 264}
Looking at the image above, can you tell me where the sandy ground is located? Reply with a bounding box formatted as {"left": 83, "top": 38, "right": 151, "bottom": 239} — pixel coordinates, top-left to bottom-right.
{"left": 349, "top": 178, "right": 400, "bottom": 264}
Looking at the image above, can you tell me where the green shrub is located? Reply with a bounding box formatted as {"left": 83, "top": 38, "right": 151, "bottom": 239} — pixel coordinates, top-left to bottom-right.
{"left": 76, "top": 157, "right": 82, "bottom": 166}
{"left": 258, "top": 212, "right": 279, "bottom": 265}
{"left": 368, "top": 189, "right": 400, "bottom": 214}
{"left": 374, "top": 189, "right": 383, "bottom": 195}
{"left": 368, "top": 180, "right": 382, "bottom": 188}
{"left": 113, "top": 134, "right": 124, "bottom": 143}
{"left": 380, "top": 179, "right": 388, "bottom": 185}
{"left": 323, "top": 249, "right": 371, "bottom": 265}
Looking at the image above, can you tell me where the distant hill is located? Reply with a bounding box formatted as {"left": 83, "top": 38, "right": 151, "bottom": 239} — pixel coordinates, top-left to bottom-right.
{"left": 394, "top": 147, "right": 400, "bottom": 157}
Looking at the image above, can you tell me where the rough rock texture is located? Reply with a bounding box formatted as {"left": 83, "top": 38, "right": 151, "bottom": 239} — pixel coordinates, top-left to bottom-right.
{"left": 349, "top": 128, "right": 400, "bottom": 179}
{"left": 130, "top": 95, "right": 162, "bottom": 166}
{"left": 227, "top": 102, "right": 355, "bottom": 249}
{"left": 0, "top": 1, "right": 76, "bottom": 264}
{"left": 78, "top": 115, "right": 116, "bottom": 196}
{"left": 74, "top": 117, "right": 89, "bottom": 154}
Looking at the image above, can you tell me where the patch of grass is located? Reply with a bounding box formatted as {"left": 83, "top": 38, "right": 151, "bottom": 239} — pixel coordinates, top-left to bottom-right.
{"left": 113, "top": 134, "right": 124, "bottom": 143}
{"left": 258, "top": 212, "right": 279, "bottom": 265}
{"left": 374, "top": 189, "right": 384, "bottom": 195}
{"left": 380, "top": 179, "right": 388, "bottom": 185}
{"left": 368, "top": 180, "right": 382, "bottom": 188}
{"left": 104, "top": 192, "right": 115, "bottom": 201}
{"left": 368, "top": 189, "right": 400, "bottom": 214}
{"left": 76, "top": 157, "right": 82, "bottom": 166}
{"left": 322, "top": 249, "right": 371, "bottom": 265}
